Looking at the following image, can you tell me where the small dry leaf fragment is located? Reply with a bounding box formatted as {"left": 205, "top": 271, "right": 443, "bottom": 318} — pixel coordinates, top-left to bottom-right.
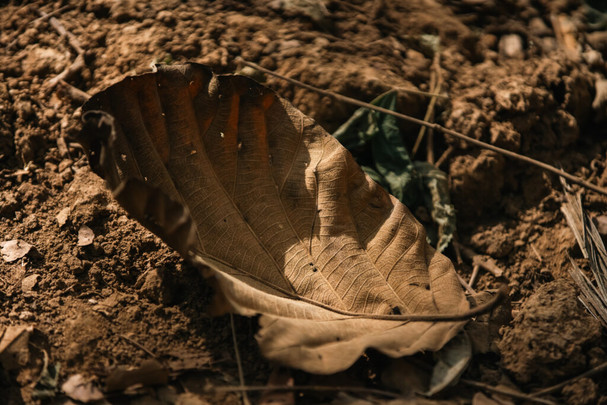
{"left": 425, "top": 331, "right": 472, "bottom": 396}
{"left": 77, "top": 225, "right": 94, "bottom": 246}
{"left": 105, "top": 359, "right": 168, "bottom": 392}
{"left": 62, "top": 374, "right": 104, "bottom": 403}
{"left": 0, "top": 239, "right": 33, "bottom": 262}
{"left": 0, "top": 325, "right": 34, "bottom": 370}
{"left": 174, "top": 393, "right": 210, "bottom": 405}
{"left": 56, "top": 207, "right": 71, "bottom": 227}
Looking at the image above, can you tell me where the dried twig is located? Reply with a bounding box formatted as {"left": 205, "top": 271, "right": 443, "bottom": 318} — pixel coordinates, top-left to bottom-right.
{"left": 412, "top": 49, "right": 443, "bottom": 159}
{"left": 456, "top": 272, "right": 476, "bottom": 295}
{"left": 392, "top": 86, "right": 447, "bottom": 99}
{"left": 531, "top": 244, "right": 543, "bottom": 262}
{"left": 454, "top": 242, "right": 504, "bottom": 278}
{"left": 6, "top": 4, "right": 72, "bottom": 50}
{"left": 468, "top": 264, "right": 480, "bottom": 288}
{"left": 230, "top": 314, "right": 251, "bottom": 405}
{"left": 531, "top": 361, "right": 607, "bottom": 397}
{"left": 118, "top": 334, "right": 161, "bottom": 363}
{"left": 435, "top": 145, "right": 454, "bottom": 168}
{"left": 236, "top": 58, "right": 607, "bottom": 197}
{"left": 38, "top": 10, "right": 86, "bottom": 89}
{"left": 58, "top": 79, "right": 91, "bottom": 103}
{"left": 209, "top": 384, "right": 402, "bottom": 399}
{"left": 460, "top": 379, "right": 556, "bottom": 405}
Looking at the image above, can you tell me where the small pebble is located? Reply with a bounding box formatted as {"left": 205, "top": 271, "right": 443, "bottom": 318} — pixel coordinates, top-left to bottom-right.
{"left": 21, "top": 274, "right": 40, "bottom": 292}
{"left": 499, "top": 34, "right": 524, "bottom": 59}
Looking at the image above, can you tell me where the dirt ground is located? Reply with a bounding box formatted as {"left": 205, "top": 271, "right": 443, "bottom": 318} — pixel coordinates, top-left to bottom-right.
{"left": 1, "top": 0, "right": 607, "bottom": 404}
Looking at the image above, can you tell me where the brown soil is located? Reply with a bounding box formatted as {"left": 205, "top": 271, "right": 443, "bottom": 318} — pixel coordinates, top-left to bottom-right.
{"left": 1, "top": 0, "right": 607, "bottom": 404}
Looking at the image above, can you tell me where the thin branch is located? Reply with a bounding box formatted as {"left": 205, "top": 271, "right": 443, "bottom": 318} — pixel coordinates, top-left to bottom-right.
{"left": 531, "top": 244, "right": 543, "bottom": 262}
{"left": 435, "top": 145, "right": 454, "bottom": 168}
{"left": 209, "top": 384, "right": 402, "bottom": 399}
{"left": 237, "top": 58, "right": 607, "bottom": 197}
{"left": 456, "top": 272, "right": 476, "bottom": 295}
{"left": 230, "top": 314, "right": 251, "bottom": 405}
{"left": 38, "top": 10, "right": 86, "bottom": 90}
{"left": 469, "top": 264, "right": 480, "bottom": 288}
{"left": 58, "top": 79, "right": 91, "bottom": 103}
{"left": 392, "top": 86, "right": 447, "bottom": 100}
{"left": 6, "top": 4, "right": 72, "bottom": 50}
{"left": 454, "top": 242, "right": 504, "bottom": 278}
{"left": 40, "top": 10, "right": 84, "bottom": 55}
{"left": 460, "top": 379, "right": 557, "bottom": 405}
{"left": 531, "top": 361, "right": 607, "bottom": 397}
{"left": 48, "top": 54, "right": 85, "bottom": 88}
{"left": 413, "top": 50, "right": 442, "bottom": 158}
{"left": 118, "top": 334, "right": 161, "bottom": 363}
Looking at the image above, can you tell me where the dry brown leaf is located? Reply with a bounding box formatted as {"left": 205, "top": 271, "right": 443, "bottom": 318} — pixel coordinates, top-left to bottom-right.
{"left": 61, "top": 374, "right": 104, "bottom": 403}
{"left": 1, "top": 239, "right": 33, "bottom": 262}
{"left": 0, "top": 325, "right": 34, "bottom": 370}
{"left": 105, "top": 359, "right": 169, "bottom": 392}
{"left": 78, "top": 63, "right": 473, "bottom": 374}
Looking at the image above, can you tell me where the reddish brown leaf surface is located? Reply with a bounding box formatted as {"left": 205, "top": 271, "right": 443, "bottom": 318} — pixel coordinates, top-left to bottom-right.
{"left": 78, "top": 63, "right": 469, "bottom": 374}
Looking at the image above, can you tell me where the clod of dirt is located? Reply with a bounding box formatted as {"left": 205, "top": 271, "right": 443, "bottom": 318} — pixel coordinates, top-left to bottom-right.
{"left": 593, "top": 78, "right": 607, "bottom": 122}
{"left": 0, "top": 191, "right": 19, "bottom": 218}
{"left": 561, "top": 377, "right": 598, "bottom": 405}
{"left": 20, "top": 45, "right": 68, "bottom": 77}
{"left": 135, "top": 268, "right": 173, "bottom": 304}
{"left": 498, "top": 280, "right": 602, "bottom": 384}
{"left": 0, "top": 239, "right": 33, "bottom": 262}
{"left": 449, "top": 150, "right": 505, "bottom": 218}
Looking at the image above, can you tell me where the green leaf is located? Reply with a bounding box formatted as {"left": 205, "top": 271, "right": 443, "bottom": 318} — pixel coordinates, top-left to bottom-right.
{"left": 414, "top": 162, "right": 456, "bottom": 253}
{"left": 332, "top": 91, "right": 456, "bottom": 252}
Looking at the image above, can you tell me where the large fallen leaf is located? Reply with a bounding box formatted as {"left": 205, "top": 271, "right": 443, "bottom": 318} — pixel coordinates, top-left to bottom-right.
{"left": 78, "top": 63, "right": 479, "bottom": 374}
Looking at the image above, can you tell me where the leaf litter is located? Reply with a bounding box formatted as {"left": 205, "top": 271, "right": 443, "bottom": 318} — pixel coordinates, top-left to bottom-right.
{"left": 77, "top": 63, "right": 502, "bottom": 375}
{"left": 561, "top": 181, "right": 607, "bottom": 325}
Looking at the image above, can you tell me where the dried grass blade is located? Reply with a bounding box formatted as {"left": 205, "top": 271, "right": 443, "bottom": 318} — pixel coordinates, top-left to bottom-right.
{"left": 561, "top": 182, "right": 607, "bottom": 326}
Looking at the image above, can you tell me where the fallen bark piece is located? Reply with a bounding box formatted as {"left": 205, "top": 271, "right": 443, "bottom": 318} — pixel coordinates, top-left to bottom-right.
{"left": 78, "top": 63, "right": 479, "bottom": 374}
